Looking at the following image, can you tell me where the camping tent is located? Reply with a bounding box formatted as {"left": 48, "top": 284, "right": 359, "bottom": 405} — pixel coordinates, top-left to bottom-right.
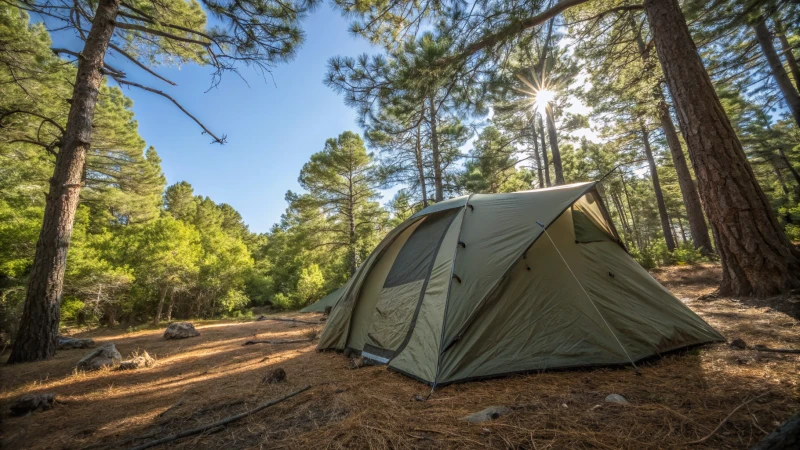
{"left": 317, "top": 182, "right": 724, "bottom": 386}
{"left": 301, "top": 285, "right": 347, "bottom": 313}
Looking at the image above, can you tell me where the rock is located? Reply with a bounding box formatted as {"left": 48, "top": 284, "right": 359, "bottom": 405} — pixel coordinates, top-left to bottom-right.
{"left": 77, "top": 343, "right": 121, "bottom": 371}
{"left": 751, "top": 412, "right": 800, "bottom": 450}
{"left": 604, "top": 394, "right": 629, "bottom": 405}
{"left": 263, "top": 368, "right": 286, "bottom": 384}
{"left": 117, "top": 351, "right": 156, "bottom": 370}
{"left": 163, "top": 322, "right": 200, "bottom": 340}
{"left": 10, "top": 393, "right": 56, "bottom": 416}
{"left": 256, "top": 315, "right": 268, "bottom": 321}
{"left": 729, "top": 338, "right": 748, "bottom": 349}
{"left": 57, "top": 335, "right": 95, "bottom": 350}
{"left": 462, "top": 406, "right": 511, "bottom": 424}
{"left": 412, "top": 395, "right": 426, "bottom": 402}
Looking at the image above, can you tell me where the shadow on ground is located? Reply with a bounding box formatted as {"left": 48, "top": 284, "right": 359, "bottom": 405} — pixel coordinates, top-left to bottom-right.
{"left": 0, "top": 265, "right": 798, "bottom": 449}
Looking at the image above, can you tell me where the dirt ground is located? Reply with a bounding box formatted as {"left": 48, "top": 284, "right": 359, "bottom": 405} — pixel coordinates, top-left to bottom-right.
{"left": 1, "top": 263, "right": 798, "bottom": 449}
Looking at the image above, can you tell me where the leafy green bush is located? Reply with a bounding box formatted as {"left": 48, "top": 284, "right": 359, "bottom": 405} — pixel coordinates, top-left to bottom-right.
{"left": 271, "top": 292, "right": 294, "bottom": 310}
{"left": 60, "top": 297, "right": 85, "bottom": 323}
{"left": 218, "top": 289, "right": 249, "bottom": 314}
{"left": 671, "top": 243, "right": 708, "bottom": 265}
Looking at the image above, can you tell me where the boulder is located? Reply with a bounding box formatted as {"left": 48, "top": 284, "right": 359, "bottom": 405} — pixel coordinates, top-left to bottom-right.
{"left": 462, "top": 406, "right": 511, "bottom": 424}
{"left": 57, "top": 335, "right": 95, "bottom": 350}
{"left": 605, "top": 394, "right": 629, "bottom": 405}
{"left": 10, "top": 393, "right": 56, "bottom": 416}
{"left": 77, "top": 343, "right": 121, "bottom": 371}
{"left": 163, "top": 322, "right": 200, "bottom": 340}
{"left": 263, "top": 368, "right": 286, "bottom": 384}
{"left": 117, "top": 351, "right": 156, "bottom": 370}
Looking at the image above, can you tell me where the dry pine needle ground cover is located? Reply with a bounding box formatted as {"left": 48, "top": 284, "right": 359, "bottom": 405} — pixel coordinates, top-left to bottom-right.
{"left": 1, "top": 263, "right": 798, "bottom": 449}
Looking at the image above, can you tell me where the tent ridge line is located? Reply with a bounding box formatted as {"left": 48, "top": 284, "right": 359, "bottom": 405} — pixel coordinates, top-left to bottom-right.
{"left": 431, "top": 194, "right": 474, "bottom": 390}
{"left": 439, "top": 182, "right": 599, "bottom": 357}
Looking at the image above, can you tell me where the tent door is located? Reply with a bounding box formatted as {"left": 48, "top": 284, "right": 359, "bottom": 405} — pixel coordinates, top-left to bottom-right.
{"left": 362, "top": 209, "right": 458, "bottom": 363}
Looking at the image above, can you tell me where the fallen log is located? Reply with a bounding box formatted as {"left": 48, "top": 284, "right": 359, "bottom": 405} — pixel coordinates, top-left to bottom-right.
{"left": 752, "top": 345, "right": 800, "bottom": 354}
{"left": 129, "top": 385, "right": 312, "bottom": 450}
{"left": 242, "top": 338, "right": 315, "bottom": 346}
{"left": 256, "top": 317, "right": 320, "bottom": 325}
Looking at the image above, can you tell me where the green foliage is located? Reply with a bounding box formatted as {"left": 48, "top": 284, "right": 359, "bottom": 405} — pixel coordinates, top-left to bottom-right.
{"left": 295, "top": 264, "right": 325, "bottom": 307}
{"left": 60, "top": 298, "right": 86, "bottom": 323}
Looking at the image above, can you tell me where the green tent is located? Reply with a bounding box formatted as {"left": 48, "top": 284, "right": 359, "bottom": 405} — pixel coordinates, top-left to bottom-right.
{"left": 300, "top": 285, "right": 346, "bottom": 313}
{"left": 318, "top": 182, "right": 724, "bottom": 386}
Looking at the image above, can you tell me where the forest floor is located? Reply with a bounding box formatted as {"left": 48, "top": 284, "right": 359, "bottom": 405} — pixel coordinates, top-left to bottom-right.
{"left": 1, "top": 263, "right": 798, "bottom": 449}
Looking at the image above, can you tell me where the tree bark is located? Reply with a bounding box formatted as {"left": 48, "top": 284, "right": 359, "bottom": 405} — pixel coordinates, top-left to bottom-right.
{"left": 166, "top": 288, "right": 176, "bottom": 322}
{"left": 776, "top": 29, "right": 800, "bottom": 92}
{"left": 8, "top": 0, "right": 120, "bottom": 363}
{"left": 544, "top": 105, "right": 565, "bottom": 184}
{"left": 641, "top": 123, "right": 676, "bottom": 251}
{"left": 644, "top": 0, "right": 800, "bottom": 297}
{"left": 657, "top": 100, "right": 714, "bottom": 255}
{"left": 348, "top": 166, "right": 357, "bottom": 276}
{"left": 415, "top": 123, "right": 428, "bottom": 207}
{"left": 428, "top": 96, "right": 443, "bottom": 202}
{"left": 530, "top": 115, "right": 545, "bottom": 188}
{"left": 753, "top": 16, "right": 800, "bottom": 128}
{"left": 620, "top": 175, "right": 642, "bottom": 249}
{"left": 631, "top": 17, "right": 714, "bottom": 255}
{"left": 538, "top": 114, "right": 552, "bottom": 187}
{"left": 153, "top": 284, "right": 168, "bottom": 325}
{"left": 776, "top": 146, "right": 800, "bottom": 188}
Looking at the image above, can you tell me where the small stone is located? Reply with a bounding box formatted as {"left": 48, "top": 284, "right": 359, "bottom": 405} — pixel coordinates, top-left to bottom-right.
{"left": 163, "top": 322, "right": 200, "bottom": 340}
{"left": 256, "top": 315, "right": 268, "bottom": 321}
{"left": 263, "top": 368, "right": 286, "bottom": 384}
{"left": 413, "top": 395, "right": 426, "bottom": 402}
{"left": 729, "top": 338, "right": 747, "bottom": 349}
{"left": 335, "top": 388, "right": 345, "bottom": 394}
{"left": 604, "top": 394, "right": 629, "bottom": 405}
{"left": 348, "top": 356, "right": 365, "bottom": 370}
{"left": 57, "top": 335, "right": 95, "bottom": 350}
{"left": 77, "top": 343, "right": 121, "bottom": 371}
{"left": 10, "top": 393, "right": 56, "bottom": 416}
{"left": 462, "top": 406, "right": 511, "bottom": 424}
{"left": 561, "top": 403, "right": 568, "bottom": 408}
{"left": 117, "top": 351, "right": 156, "bottom": 370}
{"left": 481, "top": 428, "right": 491, "bottom": 435}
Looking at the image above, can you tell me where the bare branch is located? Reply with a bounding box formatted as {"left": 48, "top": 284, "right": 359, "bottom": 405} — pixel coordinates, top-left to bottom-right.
{"left": 111, "top": 78, "right": 225, "bottom": 144}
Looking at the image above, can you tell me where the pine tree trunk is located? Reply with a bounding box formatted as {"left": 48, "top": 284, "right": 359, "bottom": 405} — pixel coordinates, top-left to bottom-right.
{"left": 428, "top": 96, "right": 443, "bottom": 202}
{"left": 153, "top": 285, "right": 167, "bottom": 325}
{"left": 8, "top": 0, "right": 120, "bottom": 363}
{"left": 415, "top": 124, "right": 428, "bottom": 207}
{"left": 620, "top": 176, "right": 642, "bottom": 249}
{"left": 631, "top": 18, "right": 714, "bottom": 255}
{"left": 776, "top": 146, "right": 800, "bottom": 188}
{"left": 348, "top": 172, "right": 357, "bottom": 276}
{"left": 641, "top": 123, "right": 676, "bottom": 251}
{"left": 753, "top": 16, "right": 800, "bottom": 128}
{"left": 644, "top": 0, "right": 800, "bottom": 297}
{"left": 544, "top": 106, "right": 565, "bottom": 184}
{"left": 538, "top": 114, "right": 552, "bottom": 187}
{"left": 530, "top": 116, "right": 545, "bottom": 188}
{"left": 657, "top": 101, "right": 714, "bottom": 254}
{"left": 776, "top": 30, "right": 800, "bottom": 92}
{"left": 166, "top": 288, "right": 176, "bottom": 322}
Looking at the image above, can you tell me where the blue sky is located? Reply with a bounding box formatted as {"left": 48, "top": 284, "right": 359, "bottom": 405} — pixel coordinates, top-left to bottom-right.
{"left": 54, "top": 5, "right": 380, "bottom": 234}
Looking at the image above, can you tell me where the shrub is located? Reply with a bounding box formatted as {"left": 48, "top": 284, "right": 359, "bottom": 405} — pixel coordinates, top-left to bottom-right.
{"left": 271, "top": 292, "right": 294, "bottom": 310}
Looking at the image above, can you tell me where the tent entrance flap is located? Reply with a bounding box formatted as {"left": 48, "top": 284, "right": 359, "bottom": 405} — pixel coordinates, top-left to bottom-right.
{"left": 363, "top": 209, "right": 459, "bottom": 362}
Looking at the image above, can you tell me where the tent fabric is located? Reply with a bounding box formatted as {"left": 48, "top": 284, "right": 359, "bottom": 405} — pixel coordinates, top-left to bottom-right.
{"left": 300, "top": 284, "right": 347, "bottom": 312}
{"left": 317, "top": 182, "right": 724, "bottom": 385}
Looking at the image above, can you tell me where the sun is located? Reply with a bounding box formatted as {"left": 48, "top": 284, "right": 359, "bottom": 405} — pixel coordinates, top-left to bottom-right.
{"left": 533, "top": 89, "right": 556, "bottom": 112}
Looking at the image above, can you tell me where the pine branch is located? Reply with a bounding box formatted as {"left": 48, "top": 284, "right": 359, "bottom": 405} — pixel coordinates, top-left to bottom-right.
{"left": 111, "top": 77, "right": 225, "bottom": 144}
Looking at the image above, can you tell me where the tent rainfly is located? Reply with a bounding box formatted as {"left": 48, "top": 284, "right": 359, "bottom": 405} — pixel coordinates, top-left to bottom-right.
{"left": 301, "top": 285, "right": 347, "bottom": 313}
{"left": 317, "top": 182, "right": 724, "bottom": 386}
